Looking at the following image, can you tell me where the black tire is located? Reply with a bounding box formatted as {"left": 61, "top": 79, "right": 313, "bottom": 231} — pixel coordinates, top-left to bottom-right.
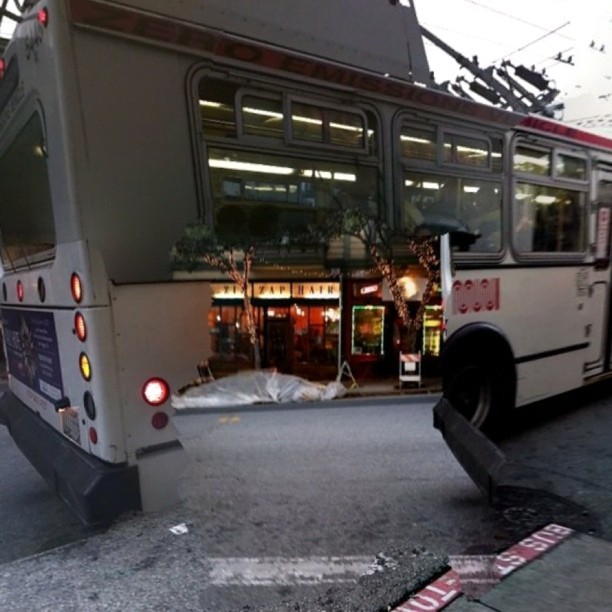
{"left": 444, "top": 360, "right": 499, "bottom": 432}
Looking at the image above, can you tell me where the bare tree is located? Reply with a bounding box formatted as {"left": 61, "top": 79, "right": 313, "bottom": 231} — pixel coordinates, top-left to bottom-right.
{"left": 321, "top": 198, "right": 440, "bottom": 353}
{"left": 173, "top": 224, "right": 262, "bottom": 369}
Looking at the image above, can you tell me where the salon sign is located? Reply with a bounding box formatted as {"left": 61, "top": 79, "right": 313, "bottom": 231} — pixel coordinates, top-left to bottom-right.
{"left": 212, "top": 282, "right": 340, "bottom": 300}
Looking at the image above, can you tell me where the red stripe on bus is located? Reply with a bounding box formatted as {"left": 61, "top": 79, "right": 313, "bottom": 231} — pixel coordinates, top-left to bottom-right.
{"left": 67, "top": 0, "right": 522, "bottom": 127}
{"left": 520, "top": 115, "right": 612, "bottom": 150}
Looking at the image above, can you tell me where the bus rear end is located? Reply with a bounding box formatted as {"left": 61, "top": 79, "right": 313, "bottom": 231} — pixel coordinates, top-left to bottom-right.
{"left": 0, "top": 0, "right": 211, "bottom": 524}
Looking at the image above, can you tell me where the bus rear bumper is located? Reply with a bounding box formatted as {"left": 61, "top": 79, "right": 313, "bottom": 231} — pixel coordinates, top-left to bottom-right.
{"left": 0, "top": 390, "right": 142, "bottom": 526}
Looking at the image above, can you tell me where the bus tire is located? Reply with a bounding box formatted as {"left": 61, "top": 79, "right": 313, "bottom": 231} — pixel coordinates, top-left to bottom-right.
{"left": 444, "top": 357, "right": 514, "bottom": 437}
{"left": 442, "top": 325, "right": 515, "bottom": 436}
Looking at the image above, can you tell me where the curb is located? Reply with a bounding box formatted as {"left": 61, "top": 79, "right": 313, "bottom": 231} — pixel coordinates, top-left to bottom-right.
{"left": 392, "top": 523, "right": 574, "bottom": 611}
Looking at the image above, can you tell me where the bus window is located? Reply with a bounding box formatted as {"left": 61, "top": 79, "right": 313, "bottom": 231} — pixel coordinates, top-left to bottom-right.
{"left": 442, "top": 133, "right": 490, "bottom": 168}
{"left": 514, "top": 183, "right": 585, "bottom": 253}
{"left": 208, "top": 147, "right": 380, "bottom": 238}
{"left": 514, "top": 145, "right": 551, "bottom": 176}
{"left": 200, "top": 78, "right": 238, "bottom": 138}
{"left": 289, "top": 100, "right": 368, "bottom": 151}
{"left": 400, "top": 125, "right": 436, "bottom": 162}
{"left": 241, "top": 94, "right": 284, "bottom": 139}
{"left": 555, "top": 153, "right": 587, "bottom": 181}
{"left": 291, "top": 102, "right": 324, "bottom": 143}
{"left": 403, "top": 171, "right": 502, "bottom": 252}
{"left": 0, "top": 113, "right": 55, "bottom": 269}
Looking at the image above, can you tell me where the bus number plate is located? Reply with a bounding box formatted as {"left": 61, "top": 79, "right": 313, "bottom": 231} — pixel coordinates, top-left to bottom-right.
{"left": 61, "top": 407, "right": 81, "bottom": 445}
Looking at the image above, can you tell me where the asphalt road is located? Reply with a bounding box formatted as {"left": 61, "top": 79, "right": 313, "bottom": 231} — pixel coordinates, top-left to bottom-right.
{"left": 1, "top": 385, "right": 612, "bottom": 610}
{"left": 0, "top": 420, "right": 97, "bottom": 564}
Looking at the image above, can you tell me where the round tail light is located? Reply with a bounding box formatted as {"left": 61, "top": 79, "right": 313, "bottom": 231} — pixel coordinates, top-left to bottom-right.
{"left": 142, "top": 378, "right": 170, "bottom": 406}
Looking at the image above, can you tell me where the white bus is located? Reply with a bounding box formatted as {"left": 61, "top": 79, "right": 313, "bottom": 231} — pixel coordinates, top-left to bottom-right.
{"left": 0, "top": 0, "right": 611, "bottom": 521}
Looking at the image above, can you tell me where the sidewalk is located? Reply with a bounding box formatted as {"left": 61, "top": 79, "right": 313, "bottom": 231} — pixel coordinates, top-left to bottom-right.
{"left": 395, "top": 523, "right": 612, "bottom": 611}
{"left": 340, "top": 375, "right": 442, "bottom": 399}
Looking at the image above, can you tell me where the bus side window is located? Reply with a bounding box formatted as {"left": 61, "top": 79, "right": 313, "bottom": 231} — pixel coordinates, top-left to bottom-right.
{"left": 514, "top": 184, "right": 585, "bottom": 253}
{"left": 514, "top": 198, "right": 535, "bottom": 251}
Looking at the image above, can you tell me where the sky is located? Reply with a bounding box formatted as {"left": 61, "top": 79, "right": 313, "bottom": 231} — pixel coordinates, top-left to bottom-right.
{"left": 413, "top": 0, "right": 612, "bottom": 103}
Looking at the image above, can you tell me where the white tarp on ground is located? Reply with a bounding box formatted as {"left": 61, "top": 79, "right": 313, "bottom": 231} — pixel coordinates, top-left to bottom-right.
{"left": 172, "top": 370, "right": 347, "bottom": 409}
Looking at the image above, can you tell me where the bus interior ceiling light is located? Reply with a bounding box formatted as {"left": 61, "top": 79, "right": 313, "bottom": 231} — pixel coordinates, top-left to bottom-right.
{"left": 142, "top": 378, "right": 170, "bottom": 406}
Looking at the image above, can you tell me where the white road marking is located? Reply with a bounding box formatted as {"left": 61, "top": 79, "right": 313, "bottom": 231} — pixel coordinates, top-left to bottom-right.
{"left": 208, "top": 555, "right": 381, "bottom": 586}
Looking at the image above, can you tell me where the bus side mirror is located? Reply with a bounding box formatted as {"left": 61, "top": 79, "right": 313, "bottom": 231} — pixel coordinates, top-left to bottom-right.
{"left": 449, "top": 229, "right": 479, "bottom": 251}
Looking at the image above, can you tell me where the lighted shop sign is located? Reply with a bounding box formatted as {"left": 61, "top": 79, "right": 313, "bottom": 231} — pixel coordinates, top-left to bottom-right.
{"left": 295, "top": 283, "right": 340, "bottom": 299}
{"left": 212, "top": 282, "right": 340, "bottom": 300}
{"left": 211, "top": 284, "right": 244, "bottom": 299}
{"left": 360, "top": 284, "right": 379, "bottom": 295}
{"left": 253, "top": 284, "right": 292, "bottom": 299}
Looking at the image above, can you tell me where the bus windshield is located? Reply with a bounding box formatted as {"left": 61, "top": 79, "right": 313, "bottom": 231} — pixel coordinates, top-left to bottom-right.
{"left": 0, "top": 113, "right": 55, "bottom": 270}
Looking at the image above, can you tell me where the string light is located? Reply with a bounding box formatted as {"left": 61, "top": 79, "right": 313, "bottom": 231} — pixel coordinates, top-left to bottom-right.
{"left": 173, "top": 216, "right": 442, "bottom": 360}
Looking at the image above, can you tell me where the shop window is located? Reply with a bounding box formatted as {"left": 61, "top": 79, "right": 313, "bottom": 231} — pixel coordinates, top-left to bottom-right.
{"left": 351, "top": 306, "right": 385, "bottom": 356}
{"left": 208, "top": 305, "right": 253, "bottom": 361}
{"left": 423, "top": 306, "right": 443, "bottom": 357}
{"left": 292, "top": 304, "right": 339, "bottom": 365}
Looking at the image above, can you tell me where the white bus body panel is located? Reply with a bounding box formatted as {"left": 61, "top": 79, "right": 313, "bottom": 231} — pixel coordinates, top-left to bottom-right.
{"left": 110, "top": 281, "right": 210, "bottom": 457}
{"left": 447, "top": 265, "right": 589, "bottom": 406}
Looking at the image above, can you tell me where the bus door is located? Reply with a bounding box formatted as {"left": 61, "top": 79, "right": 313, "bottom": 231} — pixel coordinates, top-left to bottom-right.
{"left": 586, "top": 167, "right": 612, "bottom": 375}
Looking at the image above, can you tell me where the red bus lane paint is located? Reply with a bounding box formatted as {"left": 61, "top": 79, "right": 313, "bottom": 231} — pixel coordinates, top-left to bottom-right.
{"left": 393, "top": 523, "right": 574, "bottom": 611}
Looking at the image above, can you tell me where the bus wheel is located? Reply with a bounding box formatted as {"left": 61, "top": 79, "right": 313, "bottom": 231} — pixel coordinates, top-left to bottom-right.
{"left": 445, "top": 362, "right": 495, "bottom": 431}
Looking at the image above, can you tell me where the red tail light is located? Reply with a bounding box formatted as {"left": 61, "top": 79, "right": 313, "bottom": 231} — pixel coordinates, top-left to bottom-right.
{"left": 37, "top": 8, "right": 49, "bottom": 27}
{"left": 74, "top": 312, "right": 87, "bottom": 341}
{"left": 142, "top": 378, "right": 170, "bottom": 406}
{"left": 70, "top": 273, "right": 83, "bottom": 303}
{"left": 151, "top": 412, "right": 169, "bottom": 430}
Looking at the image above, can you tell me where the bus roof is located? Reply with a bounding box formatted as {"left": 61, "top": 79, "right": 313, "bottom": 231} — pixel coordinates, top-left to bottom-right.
{"left": 12, "top": 0, "right": 612, "bottom": 154}
{"left": 65, "top": 0, "right": 432, "bottom": 84}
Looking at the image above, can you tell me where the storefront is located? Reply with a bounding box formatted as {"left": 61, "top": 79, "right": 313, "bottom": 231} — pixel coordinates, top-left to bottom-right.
{"left": 207, "top": 277, "right": 442, "bottom": 381}
{"left": 208, "top": 281, "right": 341, "bottom": 379}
